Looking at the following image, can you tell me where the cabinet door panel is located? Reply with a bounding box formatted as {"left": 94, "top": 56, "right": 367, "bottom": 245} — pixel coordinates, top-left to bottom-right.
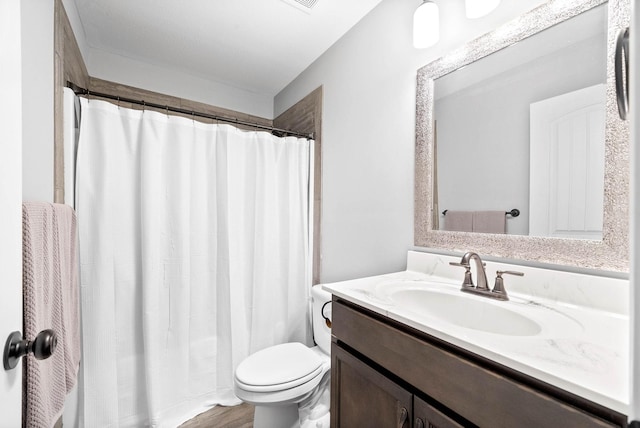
{"left": 331, "top": 344, "right": 412, "bottom": 428}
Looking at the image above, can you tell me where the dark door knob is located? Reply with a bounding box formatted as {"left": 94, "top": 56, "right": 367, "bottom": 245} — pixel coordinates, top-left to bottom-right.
{"left": 32, "top": 329, "right": 57, "bottom": 360}
{"left": 3, "top": 329, "right": 57, "bottom": 370}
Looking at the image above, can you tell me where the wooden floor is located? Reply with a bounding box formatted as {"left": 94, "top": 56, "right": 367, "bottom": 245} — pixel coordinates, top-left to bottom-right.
{"left": 179, "top": 403, "right": 254, "bottom": 428}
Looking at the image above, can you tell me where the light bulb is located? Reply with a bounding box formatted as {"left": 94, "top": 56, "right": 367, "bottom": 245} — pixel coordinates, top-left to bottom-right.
{"left": 413, "top": 1, "right": 439, "bottom": 49}
{"left": 465, "top": 0, "right": 500, "bottom": 19}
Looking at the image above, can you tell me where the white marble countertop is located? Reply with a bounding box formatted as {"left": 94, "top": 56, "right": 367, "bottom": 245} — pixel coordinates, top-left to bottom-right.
{"left": 322, "top": 251, "right": 629, "bottom": 415}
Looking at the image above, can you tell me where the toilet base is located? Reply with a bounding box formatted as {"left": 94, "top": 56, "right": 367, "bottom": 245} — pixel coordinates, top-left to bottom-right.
{"left": 253, "top": 404, "right": 299, "bottom": 428}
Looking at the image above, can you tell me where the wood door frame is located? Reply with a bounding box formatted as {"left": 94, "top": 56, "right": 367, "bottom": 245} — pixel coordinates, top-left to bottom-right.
{"left": 274, "top": 87, "right": 323, "bottom": 285}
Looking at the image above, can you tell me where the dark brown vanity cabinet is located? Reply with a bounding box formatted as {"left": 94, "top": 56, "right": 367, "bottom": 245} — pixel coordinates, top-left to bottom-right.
{"left": 330, "top": 297, "right": 627, "bottom": 428}
{"left": 331, "top": 344, "right": 462, "bottom": 428}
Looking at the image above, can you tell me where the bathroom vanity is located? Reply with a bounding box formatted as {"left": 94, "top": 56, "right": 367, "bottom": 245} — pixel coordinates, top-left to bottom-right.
{"left": 339, "top": 0, "right": 632, "bottom": 425}
{"left": 324, "top": 251, "right": 629, "bottom": 427}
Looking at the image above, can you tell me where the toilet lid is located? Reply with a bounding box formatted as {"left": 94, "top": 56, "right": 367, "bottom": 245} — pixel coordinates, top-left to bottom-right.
{"left": 235, "top": 342, "right": 323, "bottom": 391}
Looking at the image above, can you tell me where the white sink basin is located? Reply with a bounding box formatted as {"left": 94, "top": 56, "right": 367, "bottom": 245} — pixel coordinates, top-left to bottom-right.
{"left": 390, "top": 288, "right": 541, "bottom": 336}
{"left": 373, "top": 281, "right": 582, "bottom": 337}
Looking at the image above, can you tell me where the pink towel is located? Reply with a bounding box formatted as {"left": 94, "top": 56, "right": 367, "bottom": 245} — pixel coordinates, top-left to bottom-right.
{"left": 472, "top": 211, "right": 506, "bottom": 234}
{"left": 443, "top": 211, "right": 473, "bottom": 232}
{"left": 22, "top": 202, "right": 80, "bottom": 428}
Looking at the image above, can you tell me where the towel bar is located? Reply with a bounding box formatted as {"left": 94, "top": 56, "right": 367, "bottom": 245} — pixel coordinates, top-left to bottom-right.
{"left": 442, "top": 209, "right": 520, "bottom": 218}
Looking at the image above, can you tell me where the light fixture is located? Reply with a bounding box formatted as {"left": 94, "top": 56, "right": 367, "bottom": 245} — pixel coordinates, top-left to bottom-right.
{"left": 413, "top": 1, "right": 439, "bottom": 49}
{"left": 464, "top": 0, "right": 500, "bottom": 19}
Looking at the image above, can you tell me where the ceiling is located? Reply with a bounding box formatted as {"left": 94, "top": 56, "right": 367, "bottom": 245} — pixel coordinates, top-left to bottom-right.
{"left": 73, "top": 0, "right": 384, "bottom": 97}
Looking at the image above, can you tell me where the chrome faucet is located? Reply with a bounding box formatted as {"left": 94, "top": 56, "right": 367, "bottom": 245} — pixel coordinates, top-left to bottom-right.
{"left": 449, "top": 252, "right": 523, "bottom": 301}
{"left": 460, "top": 252, "right": 489, "bottom": 291}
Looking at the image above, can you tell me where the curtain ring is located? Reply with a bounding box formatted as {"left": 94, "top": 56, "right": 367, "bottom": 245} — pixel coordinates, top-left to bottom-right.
{"left": 165, "top": 105, "right": 169, "bottom": 118}
{"left": 142, "top": 100, "right": 146, "bottom": 112}
{"left": 117, "top": 96, "right": 120, "bottom": 109}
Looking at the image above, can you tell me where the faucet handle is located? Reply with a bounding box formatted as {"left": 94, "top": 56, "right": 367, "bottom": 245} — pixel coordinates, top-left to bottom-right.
{"left": 492, "top": 270, "right": 524, "bottom": 300}
{"left": 498, "top": 270, "right": 525, "bottom": 278}
{"left": 449, "top": 262, "right": 474, "bottom": 289}
{"left": 449, "top": 262, "right": 468, "bottom": 268}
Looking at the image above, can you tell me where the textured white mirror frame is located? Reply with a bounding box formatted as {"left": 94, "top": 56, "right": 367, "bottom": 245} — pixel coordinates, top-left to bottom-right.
{"left": 415, "top": 0, "right": 630, "bottom": 272}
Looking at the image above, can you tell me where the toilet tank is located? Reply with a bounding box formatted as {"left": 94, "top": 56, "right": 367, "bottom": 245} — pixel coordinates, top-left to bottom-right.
{"left": 311, "top": 284, "right": 332, "bottom": 355}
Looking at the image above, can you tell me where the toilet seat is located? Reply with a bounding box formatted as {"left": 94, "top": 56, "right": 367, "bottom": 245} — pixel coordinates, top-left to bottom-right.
{"left": 235, "top": 343, "right": 323, "bottom": 392}
{"left": 234, "top": 343, "right": 330, "bottom": 405}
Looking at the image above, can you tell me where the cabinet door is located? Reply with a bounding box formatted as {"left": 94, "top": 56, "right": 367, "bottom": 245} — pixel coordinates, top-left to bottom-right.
{"left": 414, "top": 396, "right": 465, "bottom": 428}
{"left": 331, "top": 343, "right": 412, "bottom": 428}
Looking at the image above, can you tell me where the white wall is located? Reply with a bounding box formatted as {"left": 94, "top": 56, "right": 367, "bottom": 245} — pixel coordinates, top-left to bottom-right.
{"left": 87, "top": 49, "right": 275, "bottom": 119}
{"left": 0, "top": 0, "right": 25, "bottom": 425}
{"left": 21, "top": 0, "right": 54, "bottom": 202}
{"left": 275, "top": 0, "right": 547, "bottom": 283}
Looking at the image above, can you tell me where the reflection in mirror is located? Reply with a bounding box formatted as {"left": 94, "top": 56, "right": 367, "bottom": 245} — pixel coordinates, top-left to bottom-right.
{"left": 414, "top": 0, "right": 630, "bottom": 271}
{"left": 434, "top": 4, "right": 607, "bottom": 238}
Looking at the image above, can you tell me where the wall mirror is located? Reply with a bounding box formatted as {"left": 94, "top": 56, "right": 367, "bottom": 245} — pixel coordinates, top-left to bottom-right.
{"left": 415, "top": 0, "right": 629, "bottom": 271}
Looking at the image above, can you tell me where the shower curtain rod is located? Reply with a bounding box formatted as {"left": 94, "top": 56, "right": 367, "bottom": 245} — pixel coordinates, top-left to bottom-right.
{"left": 66, "top": 81, "right": 313, "bottom": 140}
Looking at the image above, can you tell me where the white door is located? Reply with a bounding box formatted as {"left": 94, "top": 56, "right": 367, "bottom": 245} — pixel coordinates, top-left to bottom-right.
{"left": 529, "top": 84, "right": 606, "bottom": 239}
{"left": 0, "top": 0, "right": 25, "bottom": 426}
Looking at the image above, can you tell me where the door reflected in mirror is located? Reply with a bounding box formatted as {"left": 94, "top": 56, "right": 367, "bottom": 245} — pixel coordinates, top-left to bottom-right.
{"left": 433, "top": 3, "right": 607, "bottom": 238}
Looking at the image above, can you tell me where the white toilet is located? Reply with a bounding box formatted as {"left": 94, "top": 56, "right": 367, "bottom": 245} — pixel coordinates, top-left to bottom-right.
{"left": 233, "top": 284, "right": 332, "bottom": 428}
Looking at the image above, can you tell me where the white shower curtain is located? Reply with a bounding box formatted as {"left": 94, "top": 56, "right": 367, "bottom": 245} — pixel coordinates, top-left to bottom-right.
{"left": 75, "top": 98, "right": 312, "bottom": 427}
